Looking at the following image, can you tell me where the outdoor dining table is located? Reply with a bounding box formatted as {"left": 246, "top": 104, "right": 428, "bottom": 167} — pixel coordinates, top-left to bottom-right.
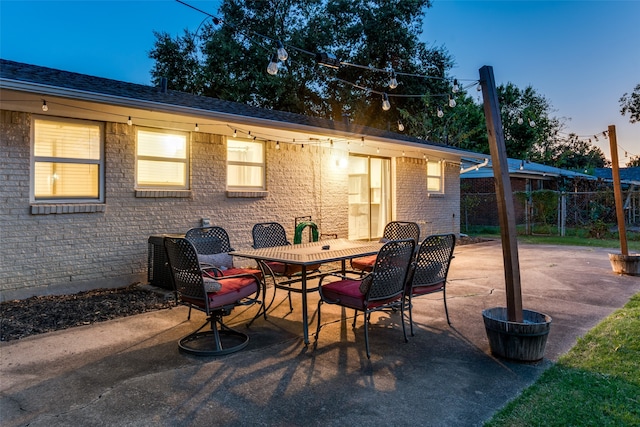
{"left": 230, "top": 238, "right": 385, "bottom": 344}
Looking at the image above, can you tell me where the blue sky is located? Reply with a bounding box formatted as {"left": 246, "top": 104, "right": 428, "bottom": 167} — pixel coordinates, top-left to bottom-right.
{"left": 1, "top": 0, "right": 638, "bottom": 165}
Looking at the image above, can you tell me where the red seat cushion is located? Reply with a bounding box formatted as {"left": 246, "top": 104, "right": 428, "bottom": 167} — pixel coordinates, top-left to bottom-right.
{"left": 410, "top": 281, "right": 445, "bottom": 296}
{"left": 182, "top": 276, "right": 258, "bottom": 309}
{"left": 264, "top": 261, "right": 320, "bottom": 277}
{"left": 321, "top": 279, "right": 400, "bottom": 311}
{"left": 221, "top": 267, "right": 262, "bottom": 280}
{"left": 351, "top": 255, "right": 376, "bottom": 272}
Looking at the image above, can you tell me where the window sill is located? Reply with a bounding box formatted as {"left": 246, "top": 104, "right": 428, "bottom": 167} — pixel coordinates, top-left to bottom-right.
{"left": 427, "top": 193, "right": 445, "bottom": 198}
{"left": 226, "top": 190, "right": 268, "bottom": 198}
{"left": 135, "top": 190, "right": 192, "bottom": 198}
{"left": 30, "top": 204, "right": 106, "bottom": 215}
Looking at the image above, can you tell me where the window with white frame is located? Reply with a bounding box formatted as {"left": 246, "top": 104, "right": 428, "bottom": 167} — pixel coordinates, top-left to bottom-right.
{"left": 136, "top": 128, "right": 189, "bottom": 189}
{"left": 226, "top": 138, "right": 265, "bottom": 190}
{"left": 426, "top": 160, "right": 443, "bottom": 193}
{"left": 32, "top": 117, "right": 104, "bottom": 202}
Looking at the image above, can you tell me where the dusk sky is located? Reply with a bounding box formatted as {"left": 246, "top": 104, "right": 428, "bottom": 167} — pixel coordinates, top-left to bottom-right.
{"left": 1, "top": 0, "right": 638, "bottom": 165}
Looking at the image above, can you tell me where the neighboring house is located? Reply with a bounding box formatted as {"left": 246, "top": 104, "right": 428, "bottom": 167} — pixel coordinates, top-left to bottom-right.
{"left": 460, "top": 158, "right": 640, "bottom": 227}
{"left": 0, "top": 59, "right": 483, "bottom": 300}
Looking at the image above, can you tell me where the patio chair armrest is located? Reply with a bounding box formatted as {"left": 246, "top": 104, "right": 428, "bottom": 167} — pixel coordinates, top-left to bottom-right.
{"left": 202, "top": 267, "right": 223, "bottom": 278}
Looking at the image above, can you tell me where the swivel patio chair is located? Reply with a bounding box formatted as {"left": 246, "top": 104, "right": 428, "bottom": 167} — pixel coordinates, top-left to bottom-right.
{"left": 186, "top": 226, "right": 267, "bottom": 323}
{"left": 315, "top": 238, "right": 415, "bottom": 359}
{"left": 164, "top": 237, "right": 262, "bottom": 356}
{"left": 405, "top": 233, "right": 456, "bottom": 336}
{"left": 252, "top": 222, "right": 321, "bottom": 312}
{"left": 350, "top": 221, "right": 421, "bottom": 274}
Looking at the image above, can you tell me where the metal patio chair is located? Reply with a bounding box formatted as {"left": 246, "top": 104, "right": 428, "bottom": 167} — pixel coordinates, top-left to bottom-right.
{"left": 315, "top": 238, "right": 415, "bottom": 358}
{"left": 350, "top": 221, "right": 421, "bottom": 274}
{"left": 405, "top": 233, "right": 456, "bottom": 336}
{"left": 251, "top": 222, "right": 321, "bottom": 312}
{"left": 164, "top": 237, "right": 262, "bottom": 356}
{"left": 186, "top": 226, "right": 267, "bottom": 323}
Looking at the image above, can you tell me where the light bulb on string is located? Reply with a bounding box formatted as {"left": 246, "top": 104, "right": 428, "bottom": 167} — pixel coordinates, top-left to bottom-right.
{"left": 397, "top": 120, "right": 404, "bottom": 132}
{"left": 194, "top": 123, "right": 199, "bottom": 132}
{"left": 437, "top": 106, "right": 444, "bottom": 118}
{"left": 360, "top": 137, "right": 365, "bottom": 147}
{"left": 276, "top": 41, "right": 288, "bottom": 61}
{"left": 127, "top": 116, "right": 132, "bottom": 126}
{"left": 376, "top": 147, "right": 380, "bottom": 154}
{"left": 382, "top": 93, "right": 391, "bottom": 111}
{"left": 276, "top": 141, "right": 280, "bottom": 150}
{"left": 517, "top": 117, "right": 524, "bottom": 125}
{"left": 233, "top": 129, "right": 237, "bottom": 137}
{"left": 476, "top": 84, "right": 482, "bottom": 91}
{"left": 388, "top": 71, "right": 398, "bottom": 89}
{"left": 448, "top": 95, "right": 456, "bottom": 108}
{"left": 267, "top": 54, "right": 279, "bottom": 75}
{"left": 528, "top": 119, "right": 535, "bottom": 127}
{"left": 41, "top": 100, "right": 48, "bottom": 111}
{"left": 452, "top": 79, "right": 459, "bottom": 93}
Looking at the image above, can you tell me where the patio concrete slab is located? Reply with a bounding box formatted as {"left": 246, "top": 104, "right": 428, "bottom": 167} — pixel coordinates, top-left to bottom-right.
{"left": 1, "top": 241, "right": 638, "bottom": 426}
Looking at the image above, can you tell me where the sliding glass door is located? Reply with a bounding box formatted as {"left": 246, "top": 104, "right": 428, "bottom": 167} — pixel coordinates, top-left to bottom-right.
{"left": 348, "top": 155, "right": 391, "bottom": 240}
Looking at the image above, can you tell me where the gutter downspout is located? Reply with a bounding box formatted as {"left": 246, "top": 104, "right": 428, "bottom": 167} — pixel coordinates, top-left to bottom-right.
{"left": 460, "top": 158, "right": 489, "bottom": 174}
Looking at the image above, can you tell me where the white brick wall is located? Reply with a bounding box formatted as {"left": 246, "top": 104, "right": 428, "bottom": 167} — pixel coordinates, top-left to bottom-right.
{"left": 0, "top": 109, "right": 460, "bottom": 300}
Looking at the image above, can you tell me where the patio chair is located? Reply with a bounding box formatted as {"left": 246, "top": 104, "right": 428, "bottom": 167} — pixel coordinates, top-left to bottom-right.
{"left": 164, "top": 237, "right": 262, "bottom": 356}
{"left": 315, "top": 238, "right": 415, "bottom": 358}
{"left": 185, "top": 226, "right": 267, "bottom": 323}
{"left": 405, "top": 233, "right": 456, "bottom": 336}
{"left": 350, "top": 221, "right": 421, "bottom": 274}
{"left": 252, "top": 222, "right": 321, "bottom": 312}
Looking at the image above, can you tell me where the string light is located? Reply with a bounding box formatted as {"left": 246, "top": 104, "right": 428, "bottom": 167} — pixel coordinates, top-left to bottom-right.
{"left": 276, "top": 141, "right": 280, "bottom": 150}
{"left": 276, "top": 41, "right": 288, "bottom": 61}
{"left": 382, "top": 93, "right": 391, "bottom": 111}
{"left": 517, "top": 117, "right": 524, "bottom": 125}
{"left": 388, "top": 70, "right": 398, "bottom": 89}
{"left": 448, "top": 95, "right": 456, "bottom": 108}
{"left": 397, "top": 120, "right": 404, "bottom": 132}
{"left": 194, "top": 123, "right": 199, "bottom": 132}
{"left": 437, "top": 107, "right": 444, "bottom": 118}
{"left": 452, "top": 79, "right": 459, "bottom": 93}
{"left": 41, "top": 100, "right": 48, "bottom": 111}
{"left": 127, "top": 116, "right": 132, "bottom": 126}
{"left": 233, "top": 129, "right": 237, "bottom": 137}
{"left": 528, "top": 119, "right": 535, "bottom": 127}
{"left": 266, "top": 54, "right": 279, "bottom": 75}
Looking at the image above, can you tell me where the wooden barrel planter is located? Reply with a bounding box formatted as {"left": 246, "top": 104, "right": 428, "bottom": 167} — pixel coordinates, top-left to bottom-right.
{"left": 608, "top": 253, "right": 640, "bottom": 276}
{"left": 482, "top": 307, "right": 552, "bottom": 362}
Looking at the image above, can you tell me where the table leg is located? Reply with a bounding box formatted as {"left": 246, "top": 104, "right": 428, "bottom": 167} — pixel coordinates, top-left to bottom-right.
{"left": 301, "top": 265, "right": 309, "bottom": 345}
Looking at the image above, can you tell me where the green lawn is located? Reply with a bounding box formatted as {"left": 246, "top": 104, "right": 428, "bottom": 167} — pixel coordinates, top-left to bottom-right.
{"left": 466, "top": 227, "right": 640, "bottom": 252}
{"left": 485, "top": 293, "right": 640, "bottom": 426}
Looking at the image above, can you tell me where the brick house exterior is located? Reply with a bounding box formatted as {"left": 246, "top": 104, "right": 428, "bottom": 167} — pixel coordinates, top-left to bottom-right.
{"left": 0, "top": 59, "right": 481, "bottom": 300}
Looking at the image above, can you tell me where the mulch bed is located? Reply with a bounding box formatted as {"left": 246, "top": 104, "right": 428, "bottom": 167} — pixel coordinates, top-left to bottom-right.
{"left": 1, "top": 285, "right": 174, "bottom": 342}
{"left": 0, "top": 236, "right": 492, "bottom": 342}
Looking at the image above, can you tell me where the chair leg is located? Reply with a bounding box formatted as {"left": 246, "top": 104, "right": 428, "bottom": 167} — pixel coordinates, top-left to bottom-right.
{"left": 364, "top": 311, "right": 371, "bottom": 359}
{"left": 315, "top": 300, "right": 323, "bottom": 342}
{"left": 408, "top": 294, "right": 415, "bottom": 337}
{"left": 352, "top": 310, "right": 358, "bottom": 328}
{"left": 287, "top": 288, "right": 293, "bottom": 312}
{"left": 443, "top": 287, "right": 451, "bottom": 325}
{"left": 400, "top": 301, "right": 408, "bottom": 343}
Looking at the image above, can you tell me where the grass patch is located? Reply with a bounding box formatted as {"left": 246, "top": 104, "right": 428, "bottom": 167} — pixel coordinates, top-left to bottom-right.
{"left": 485, "top": 293, "right": 640, "bottom": 426}
{"left": 464, "top": 226, "right": 640, "bottom": 252}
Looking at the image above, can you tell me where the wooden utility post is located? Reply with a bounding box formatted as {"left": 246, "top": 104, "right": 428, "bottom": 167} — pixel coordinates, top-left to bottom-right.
{"left": 479, "top": 66, "right": 523, "bottom": 322}
{"left": 609, "top": 124, "right": 628, "bottom": 255}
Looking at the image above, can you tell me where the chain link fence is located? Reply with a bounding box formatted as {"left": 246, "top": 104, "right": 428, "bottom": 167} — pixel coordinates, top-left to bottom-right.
{"left": 461, "top": 189, "right": 640, "bottom": 235}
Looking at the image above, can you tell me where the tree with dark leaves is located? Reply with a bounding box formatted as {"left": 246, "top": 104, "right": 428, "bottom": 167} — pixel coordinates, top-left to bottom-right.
{"left": 619, "top": 83, "right": 640, "bottom": 124}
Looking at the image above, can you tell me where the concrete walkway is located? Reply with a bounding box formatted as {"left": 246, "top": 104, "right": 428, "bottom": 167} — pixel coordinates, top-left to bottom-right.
{"left": 1, "top": 242, "right": 638, "bottom": 426}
